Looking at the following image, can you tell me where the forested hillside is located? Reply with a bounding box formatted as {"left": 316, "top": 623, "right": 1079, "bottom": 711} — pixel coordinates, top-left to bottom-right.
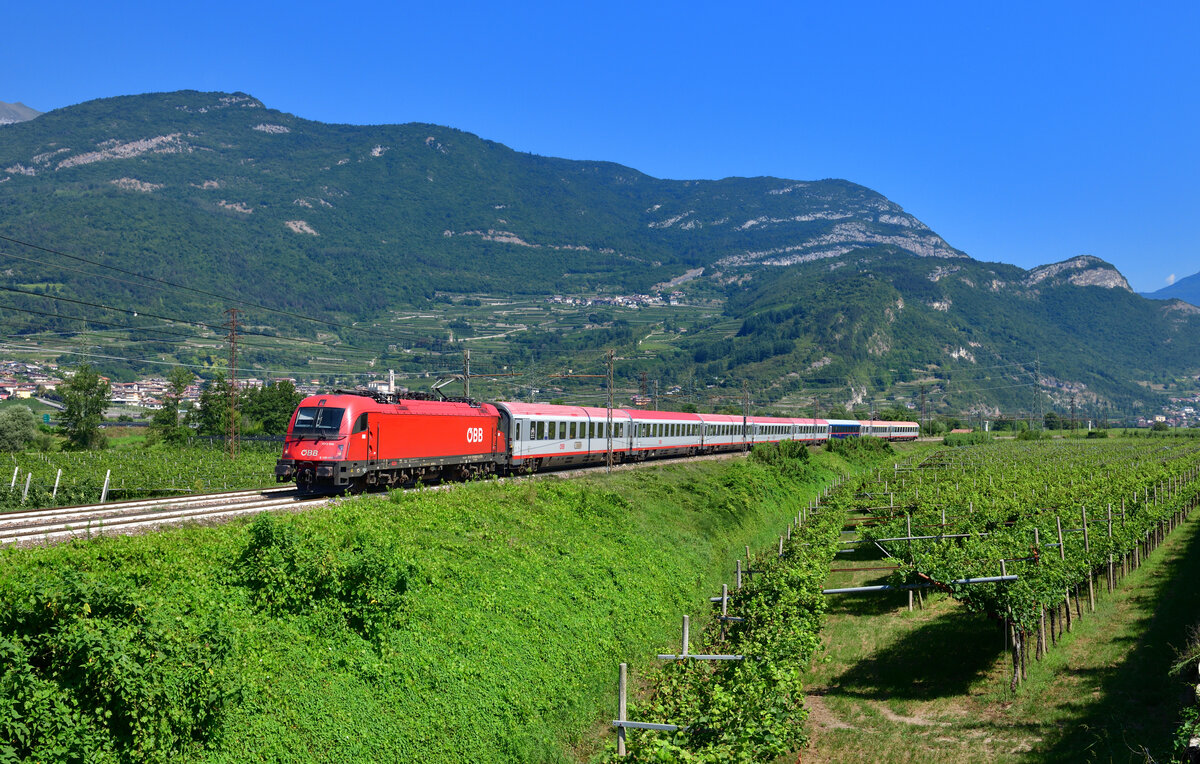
{"left": 1, "top": 90, "right": 1197, "bottom": 415}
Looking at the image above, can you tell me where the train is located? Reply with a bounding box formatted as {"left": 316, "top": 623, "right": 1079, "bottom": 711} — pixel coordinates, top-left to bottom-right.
{"left": 273, "top": 389, "right": 919, "bottom": 493}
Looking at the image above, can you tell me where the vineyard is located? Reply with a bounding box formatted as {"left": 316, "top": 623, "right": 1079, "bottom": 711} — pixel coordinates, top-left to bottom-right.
{"left": 1, "top": 445, "right": 280, "bottom": 511}
{"left": 837, "top": 439, "right": 1200, "bottom": 689}
{"left": 608, "top": 438, "right": 1200, "bottom": 761}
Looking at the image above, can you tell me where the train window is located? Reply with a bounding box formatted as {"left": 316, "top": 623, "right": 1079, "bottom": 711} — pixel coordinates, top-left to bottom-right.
{"left": 536, "top": 421, "right": 545, "bottom": 440}
{"left": 292, "top": 406, "right": 346, "bottom": 438}
{"left": 351, "top": 413, "right": 368, "bottom": 434}
{"left": 569, "top": 422, "right": 576, "bottom": 439}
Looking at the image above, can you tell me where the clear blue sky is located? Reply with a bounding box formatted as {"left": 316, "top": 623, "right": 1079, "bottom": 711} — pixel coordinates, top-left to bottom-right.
{"left": 5, "top": 1, "right": 1197, "bottom": 292}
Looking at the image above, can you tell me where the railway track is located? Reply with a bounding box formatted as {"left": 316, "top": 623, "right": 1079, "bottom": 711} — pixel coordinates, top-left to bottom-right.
{"left": 0, "top": 451, "right": 751, "bottom": 549}
{"left": 0, "top": 487, "right": 335, "bottom": 548}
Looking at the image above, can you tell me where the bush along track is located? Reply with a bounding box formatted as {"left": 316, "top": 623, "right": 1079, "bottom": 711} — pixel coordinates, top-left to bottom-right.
{"left": 847, "top": 439, "right": 1200, "bottom": 690}
{"left": 1172, "top": 625, "right": 1200, "bottom": 763}
{"left": 604, "top": 440, "right": 902, "bottom": 762}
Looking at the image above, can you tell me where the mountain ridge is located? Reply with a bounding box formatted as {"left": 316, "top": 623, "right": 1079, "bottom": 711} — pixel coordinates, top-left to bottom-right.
{"left": 0, "top": 100, "right": 40, "bottom": 125}
{"left": 1141, "top": 270, "right": 1200, "bottom": 307}
{"left": 0, "top": 90, "right": 1195, "bottom": 417}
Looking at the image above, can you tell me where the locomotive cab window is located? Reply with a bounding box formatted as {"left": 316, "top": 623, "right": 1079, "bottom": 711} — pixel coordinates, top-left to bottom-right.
{"left": 351, "top": 413, "right": 368, "bottom": 434}
{"left": 292, "top": 407, "right": 346, "bottom": 438}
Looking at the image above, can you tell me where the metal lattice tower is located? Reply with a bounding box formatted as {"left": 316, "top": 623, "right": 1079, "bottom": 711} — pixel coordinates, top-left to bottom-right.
{"left": 226, "top": 308, "right": 239, "bottom": 459}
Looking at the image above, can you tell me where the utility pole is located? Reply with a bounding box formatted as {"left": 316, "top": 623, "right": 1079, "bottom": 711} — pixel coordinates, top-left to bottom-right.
{"left": 1036, "top": 357, "right": 1043, "bottom": 430}
{"left": 225, "top": 308, "right": 239, "bottom": 459}
{"left": 549, "top": 357, "right": 615, "bottom": 471}
{"left": 463, "top": 347, "right": 470, "bottom": 399}
{"left": 652, "top": 379, "right": 658, "bottom": 411}
{"left": 1070, "top": 393, "right": 1077, "bottom": 432}
{"left": 921, "top": 385, "right": 927, "bottom": 434}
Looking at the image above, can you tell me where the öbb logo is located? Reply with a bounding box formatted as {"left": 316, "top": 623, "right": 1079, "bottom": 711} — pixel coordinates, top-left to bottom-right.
{"left": 466, "top": 427, "right": 485, "bottom": 443}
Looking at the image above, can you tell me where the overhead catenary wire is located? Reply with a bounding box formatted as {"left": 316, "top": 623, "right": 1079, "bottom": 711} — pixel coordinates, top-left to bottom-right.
{"left": 0, "top": 341, "right": 388, "bottom": 379}
{"left": 0, "top": 287, "right": 425, "bottom": 363}
{"left": 0, "top": 302, "right": 395, "bottom": 364}
{"left": 0, "top": 234, "right": 433, "bottom": 346}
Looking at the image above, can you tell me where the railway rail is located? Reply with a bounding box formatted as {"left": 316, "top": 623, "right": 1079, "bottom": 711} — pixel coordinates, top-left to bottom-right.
{"left": 0, "top": 451, "right": 750, "bottom": 548}
{"left": 0, "top": 487, "right": 332, "bottom": 548}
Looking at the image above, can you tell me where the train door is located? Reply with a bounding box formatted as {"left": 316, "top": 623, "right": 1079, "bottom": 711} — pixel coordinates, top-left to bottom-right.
{"left": 366, "top": 413, "right": 380, "bottom": 468}
{"left": 349, "top": 411, "right": 369, "bottom": 462}
{"left": 496, "top": 409, "right": 511, "bottom": 457}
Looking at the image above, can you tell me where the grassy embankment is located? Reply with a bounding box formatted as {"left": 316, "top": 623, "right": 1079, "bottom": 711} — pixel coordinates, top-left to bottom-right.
{"left": 802, "top": 465, "right": 1200, "bottom": 763}
{"left": 0, "top": 445, "right": 918, "bottom": 763}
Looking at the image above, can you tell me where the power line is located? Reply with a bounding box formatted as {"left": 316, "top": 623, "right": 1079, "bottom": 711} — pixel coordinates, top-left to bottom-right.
{"left": 0, "top": 233, "right": 433, "bottom": 346}
{"left": 0, "top": 341, "right": 387, "bottom": 379}
{"left": 0, "top": 303, "right": 376, "bottom": 360}
{"left": 0, "top": 285, "right": 398, "bottom": 354}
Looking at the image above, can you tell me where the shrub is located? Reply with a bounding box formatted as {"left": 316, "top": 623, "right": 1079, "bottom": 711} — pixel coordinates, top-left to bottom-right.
{"left": 234, "top": 514, "right": 417, "bottom": 642}
{"left": 942, "top": 431, "right": 993, "bottom": 447}
{"left": 825, "top": 435, "right": 893, "bottom": 459}
{"left": 0, "top": 569, "right": 232, "bottom": 762}
{"left": 750, "top": 440, "right": 812, "bottom": 478}
{"left": 0, "top": 406, "right": 37, "bottom": 452}
{"left": 1017, "top": 429, "right": 1051, "bottom": 441}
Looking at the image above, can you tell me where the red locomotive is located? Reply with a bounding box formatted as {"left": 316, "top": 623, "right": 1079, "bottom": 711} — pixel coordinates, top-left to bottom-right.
{"left": 275, "top": 389, "right": 918, "bottom": 493}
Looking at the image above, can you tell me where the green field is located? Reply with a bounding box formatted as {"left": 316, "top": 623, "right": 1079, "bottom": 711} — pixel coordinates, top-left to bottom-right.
{"left": 1, "top": 444, "right": 280, "bottom": 510}
{"left": 1, "top": 446, "right": 892, "bottom": 763}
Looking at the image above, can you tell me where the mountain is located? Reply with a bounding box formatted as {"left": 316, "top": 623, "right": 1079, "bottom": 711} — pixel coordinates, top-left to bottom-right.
{"left": 0, "top": 90, "right": 1196, "bottom": 417}
{"left": 1141, "top": 271, "right": 1200, "bottom": 307}
{"left": 0, "top": 101, "right": 40, "bottom": 125}
{"left": 0, "top": 91, "right": 960, "bottom": 312}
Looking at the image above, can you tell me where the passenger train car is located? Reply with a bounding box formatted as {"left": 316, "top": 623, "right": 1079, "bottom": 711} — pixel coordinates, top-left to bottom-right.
{"left": 274, "top": 390, "right": 919, "bottom": 493}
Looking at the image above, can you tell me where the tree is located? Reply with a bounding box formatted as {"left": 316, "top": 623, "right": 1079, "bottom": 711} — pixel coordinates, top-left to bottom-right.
{"left": 59, "top": 364, "right": 111, "bottom": 450}
{"left": 194, "top": 374, "right": 231, "bottom": 437}
{"left": 152, "top": 367, "right": 195, "bottom": 445}
{"left": 0, "top": 405, "right": 37, "bottom": 451}
{"left": 241, "top": 381, "right": 302, "bottom": 435}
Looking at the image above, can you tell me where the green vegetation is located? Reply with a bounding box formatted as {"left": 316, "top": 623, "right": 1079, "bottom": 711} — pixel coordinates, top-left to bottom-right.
{"left": 0, "top": 450, "right": 880, "bottom": 762}
{"left": 0, "top": 406, "right": 38, "bottom": 452}
{"left": 849, "top": 440, "right": 1200, "bottom": 683}
{"left": 1, "top": 445, "right": 279, "bottom": 510}
{"left": 1171, "top": 623, "right": 1200, "bottom": 762}
{"left": 805, "top": 505, "right": 1200, "bottom": 762}
{"left": 58, "top": 363, "right": 111, "bottom": 450}
{"left": 942, "top": 431, "right": 992, "bottom": 447}
{"left": 2, "top": 91, "right": 1198, "bottom": 419}
{"left": 606, "top": 440, "right": 902, "bottom": 761}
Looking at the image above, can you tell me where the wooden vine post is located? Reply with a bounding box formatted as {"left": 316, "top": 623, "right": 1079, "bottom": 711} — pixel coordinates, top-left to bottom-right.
{"left": 1056, "top": 515, "right": 1071, "bottom": 633}
{"left": 1082, "top": 506, "right": 1094, "bottom": 612}
{"left": 1034, "top": 526, "right": 1045, "bottom": 659}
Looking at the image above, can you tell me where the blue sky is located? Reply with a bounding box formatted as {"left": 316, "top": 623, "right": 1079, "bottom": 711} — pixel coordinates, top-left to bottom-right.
{"left": 4, "top": 1, "right": 1197, "bottom": 292}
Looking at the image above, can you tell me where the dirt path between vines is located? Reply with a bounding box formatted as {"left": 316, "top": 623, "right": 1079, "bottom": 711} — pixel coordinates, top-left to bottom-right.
{"left": 798, "top": 512, "right": 1200, "bottom": 763}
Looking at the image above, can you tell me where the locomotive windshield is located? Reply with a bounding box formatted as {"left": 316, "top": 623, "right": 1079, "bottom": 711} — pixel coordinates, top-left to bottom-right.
{"left": 291, "top": 406, "right": 346, "bottom": 438}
